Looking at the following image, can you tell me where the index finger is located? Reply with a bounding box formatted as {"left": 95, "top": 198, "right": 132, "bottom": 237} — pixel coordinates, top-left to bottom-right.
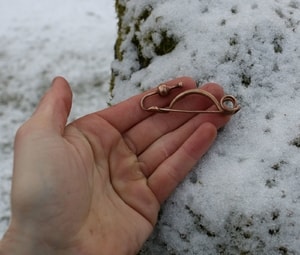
{"left": 97, "top": 77, "right": 197, "bottom": 133}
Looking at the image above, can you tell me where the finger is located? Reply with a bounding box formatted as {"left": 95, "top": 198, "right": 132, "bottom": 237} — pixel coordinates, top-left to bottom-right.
{"left": 29, "top": 77, "right": 72, "bottom": 134}
{"left": 147, "top": 122, "right": 217, "bottom": 204}
{"left": 97, "top": 77, "right": 197, "bottom": 133}
{"left": 123, "top": 83, "right": 224, "bottom": 155}
{"left": 138, "top": 105, "right": 230, "bottom": 177}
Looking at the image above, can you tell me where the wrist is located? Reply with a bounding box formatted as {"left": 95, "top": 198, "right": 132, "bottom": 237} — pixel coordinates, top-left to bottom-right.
{"left": 1, "top": 222, "right": 141, "bottom": 255}
{"left": 1, "top": 229, "right": 40, "bottom": 255}
{"left": 0, "top": 225, "right": 61, "bottom": 255}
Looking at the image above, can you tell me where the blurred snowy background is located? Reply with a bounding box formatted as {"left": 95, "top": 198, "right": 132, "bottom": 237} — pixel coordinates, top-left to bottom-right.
{"left": 0, "top": 0, "right": 116, "bottom": 235}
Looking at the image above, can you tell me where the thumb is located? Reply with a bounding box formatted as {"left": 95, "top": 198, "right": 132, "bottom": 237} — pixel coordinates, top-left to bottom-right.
{"left": 30, "top": 76, "right": 73, "bottom": 135}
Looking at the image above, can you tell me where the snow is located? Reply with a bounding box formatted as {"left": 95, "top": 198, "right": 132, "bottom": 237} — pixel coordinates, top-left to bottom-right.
{"left": 112, "top": 0, "right": 300, "bottom": 254}
{"left": 0, "top": 0, "right": 116, "bottom": 235}
{"left": 1, "top": 0, "right": 300, "bottom": 254}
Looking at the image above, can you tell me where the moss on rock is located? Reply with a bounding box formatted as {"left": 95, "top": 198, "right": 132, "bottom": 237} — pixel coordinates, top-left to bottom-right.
{"left": 111, "top": 1, "right": 179, "bottom": 94}
{"left": 114, "top": 0, "right": 127, "bottom": 61}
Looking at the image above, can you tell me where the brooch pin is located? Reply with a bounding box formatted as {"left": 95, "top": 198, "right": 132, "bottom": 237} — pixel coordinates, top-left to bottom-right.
{"left": 140, "top": 82, "right": 240, "bottom": 114}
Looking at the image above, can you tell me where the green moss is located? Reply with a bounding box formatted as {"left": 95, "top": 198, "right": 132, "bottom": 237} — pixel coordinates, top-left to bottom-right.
{"left": 130, "top": 4, "right": 178, "bottom": 69}
{"left": 114, "top": 37, "right": 123, "bottom": 61}
{"left": 109, "top": 72, "right": 115, "bottom": 95}
{"left": 131, "top": 5, "right": 153, "bottom": 36}
{"left": 154, "top": 30, "right": 178, "bottom": 56}
{"left": 130, "top": 5, "right": 154, "bottom": 69}
{"left": 111, "top": 0, "right": 127, "bottom": 94}
{"left": 115, "top": 0, "right": 126, "bottom": 18}
{"left": 114, "top": 0, "right": 127, "bottom": 61}
{"left": 131, "top": 29, "right": 179, "bottom": 70}
{"left": 139, "top": 6, "right": 153, "bottom": 23}
{"left": 111, "top": 2, "right": 179, "bottom": 94}
{"left": 131, "top": 33, "right": 152, "bottom": 69}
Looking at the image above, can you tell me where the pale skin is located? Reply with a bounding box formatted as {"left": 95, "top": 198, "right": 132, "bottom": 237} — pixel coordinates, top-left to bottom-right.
{"left": 0, "top": 77, "right": 231, "bottom": 255}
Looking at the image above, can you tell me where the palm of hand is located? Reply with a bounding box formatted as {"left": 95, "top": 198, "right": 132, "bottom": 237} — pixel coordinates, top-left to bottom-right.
{"left": 9, "top": 77, "right": 229, "bottom": 254}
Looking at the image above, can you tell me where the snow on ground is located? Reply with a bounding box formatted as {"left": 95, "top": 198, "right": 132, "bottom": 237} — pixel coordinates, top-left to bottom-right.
{"left": 112, "top": 0, "right": 300, "bottom": 254}
{"left": 0, "top": 0, "right": 116, "bottom": 236}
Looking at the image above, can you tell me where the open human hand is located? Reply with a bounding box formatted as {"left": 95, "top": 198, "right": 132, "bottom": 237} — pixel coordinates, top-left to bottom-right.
{"left": 1, "top": 77, "right": 231, "bottom": 255}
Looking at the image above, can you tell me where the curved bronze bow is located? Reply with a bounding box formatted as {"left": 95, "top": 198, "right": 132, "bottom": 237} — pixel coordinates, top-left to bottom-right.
{"left": 140, "top": 82, "right": 240, "bottom": 114}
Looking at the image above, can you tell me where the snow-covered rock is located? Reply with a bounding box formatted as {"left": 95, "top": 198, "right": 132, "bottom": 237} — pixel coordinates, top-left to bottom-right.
{"left": 112, "top": 0, "right": 300, "bottom": 254}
